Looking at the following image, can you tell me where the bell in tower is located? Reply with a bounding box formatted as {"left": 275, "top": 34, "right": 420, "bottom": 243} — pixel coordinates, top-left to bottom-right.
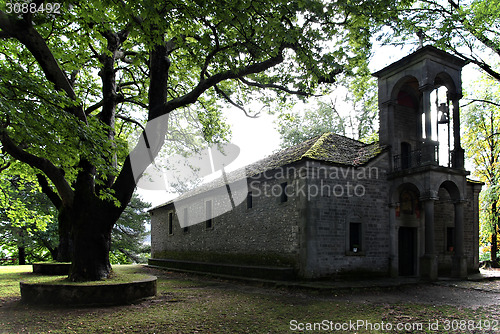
{"left": 373, "top": 45, "right": 468, "bottom": 171}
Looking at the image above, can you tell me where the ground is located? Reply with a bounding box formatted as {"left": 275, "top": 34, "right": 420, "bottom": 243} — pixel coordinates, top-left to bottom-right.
{"left": 0, "top": 265, "right": 499, "bottom": 333}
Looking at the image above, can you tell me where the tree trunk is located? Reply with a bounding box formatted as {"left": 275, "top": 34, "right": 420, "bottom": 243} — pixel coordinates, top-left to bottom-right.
{"left": 69, "top": 212, "right": 113, "bottom": 281}
{"left": 491, "top": 202, "right": 498, "bottom": 267}
{"left": 66, "top": 189, "right": 121, "bottom": 282}
{"left": 56, "top": 207, "right": 72, "bottom": 262}
{"left": 18, "top": 247, "right": 26, "bottom": 265}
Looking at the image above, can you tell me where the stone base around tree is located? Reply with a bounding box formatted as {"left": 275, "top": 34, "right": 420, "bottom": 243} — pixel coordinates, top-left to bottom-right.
{"left": 20, "top": 276, "right": 157, "bottom": 306}
{"left": 32, "top": 262, "right": 71, "bottom": 275}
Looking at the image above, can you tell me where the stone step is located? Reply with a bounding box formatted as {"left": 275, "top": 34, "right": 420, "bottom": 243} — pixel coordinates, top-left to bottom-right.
{"left": 148, "top": 258, "right": 296, "bottom": 281}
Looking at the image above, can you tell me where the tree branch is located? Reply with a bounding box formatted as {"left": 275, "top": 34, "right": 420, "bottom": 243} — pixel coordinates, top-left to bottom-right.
{"left": 116, "top": 115, "right": 146, "bottom": 133}
{"left": 0, "top": 129, "right": 74, "bottom": 206}
{"left": 123, "top": 98, "right": 148, "bottom": 109}
{"left": 461, "top": 99, "right": 500, "bottom": 109}
{"left": 213, "top": 84, "right": 258, "bottom": 118}
{"left": 84, "top": 100, "right": 105, "bottom": 115}
{"left": 239, "top": 76, "right": 311, "bottom": 97}
{"left": 165, "top": 51, "right": 285, "bottom": 114}
{"left": 0, "top": 10, "right": 86, "bottom": 122}
{"left": 36, "top": 174, "right": 62, "bottom": 209}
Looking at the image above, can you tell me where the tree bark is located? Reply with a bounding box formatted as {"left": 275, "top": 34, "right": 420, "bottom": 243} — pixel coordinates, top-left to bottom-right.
{"left": 56, "top": 207, "right": 72, "bottom": 262}
{"left": 491, "top": 202, "right": 498, "bottom": 267}
{"left": 18, "top": 247, "right": 26, "bottom": 265}
{"left": 68, "top": 196, "right": 115, "bottom": 281}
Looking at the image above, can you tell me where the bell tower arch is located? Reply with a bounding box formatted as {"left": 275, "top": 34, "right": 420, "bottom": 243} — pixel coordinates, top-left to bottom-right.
{"left": 373, "top": 45, "right": 468, "bottom": 171}
{"left": 374, "top": 46, "right": 472, "bottom": 280}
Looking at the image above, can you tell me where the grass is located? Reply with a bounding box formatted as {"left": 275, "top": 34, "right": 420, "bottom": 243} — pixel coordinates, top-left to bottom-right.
{"left": 0, "top": 265, "right": 150, "bottom": 289}
{"left": 0, "top": 265, "right": 498, "bottom": 333}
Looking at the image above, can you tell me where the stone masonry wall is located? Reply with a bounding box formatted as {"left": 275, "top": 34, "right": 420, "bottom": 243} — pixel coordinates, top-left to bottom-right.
{"left": 301, "top": 153, "right": 391, "bottom": 278}
{"left": 434, "top": 183, "right": 480, "bottom": 274}
{"left": 150, "top": 163, "right": 306, "bottom": 268}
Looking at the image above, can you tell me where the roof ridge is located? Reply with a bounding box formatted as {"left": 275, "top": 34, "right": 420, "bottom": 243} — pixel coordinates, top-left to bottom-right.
{"left": 301, "top": 132, "right": 330, "bottom": 160}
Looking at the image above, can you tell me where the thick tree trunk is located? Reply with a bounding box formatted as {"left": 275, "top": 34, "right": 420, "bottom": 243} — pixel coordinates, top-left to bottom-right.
{"left": 491, "top": 202, "right": 499, "bottom": 267}
{"left": 56, "top": 207, "right": 72, "bottom": 262}
{"left": 18, "top": 247, "right": 26, "bottom": 265}
{"left": 66, "top": 188, "right": 123, "bottom": 282}
{"left": 69, "top": 212, "right": 113, "bottom": 281}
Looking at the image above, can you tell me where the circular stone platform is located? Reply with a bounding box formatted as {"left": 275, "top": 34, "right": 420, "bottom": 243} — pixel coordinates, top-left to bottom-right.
{"left": 20, "top": 276, "right": 157, "bottom": 306}
{"left": 32, "top": 262, "right": 71, "bottom": 275}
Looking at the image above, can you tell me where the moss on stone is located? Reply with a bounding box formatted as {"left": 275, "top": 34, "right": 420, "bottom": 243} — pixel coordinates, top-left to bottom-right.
{"left": 152, "top": 250, "right": 296, "bottom": 267}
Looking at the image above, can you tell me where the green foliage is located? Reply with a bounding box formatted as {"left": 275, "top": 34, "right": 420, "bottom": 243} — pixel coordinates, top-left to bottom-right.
{"left": 0, "top": 170, "right": 59, "bottom": 264}
{"left": 275, "top": 72, "right": 378, "bottom": 148}
{"left": 110, "top": 194, "right": 151, "bottom": 264}
{"left": 0, "top": 167, "right": 151, "bottom": 264}
{"left": 385, "top": 0, "right": 500, "bottom": 81}
{"left": 463, "top": 73, "right": 500, "bottom": 259}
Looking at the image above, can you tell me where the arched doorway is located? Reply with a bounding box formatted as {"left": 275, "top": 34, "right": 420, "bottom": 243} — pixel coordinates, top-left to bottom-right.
{"left": 395, "top": 184, "right": 421, "bottom": 276}
{"left": 435, "top": 180, "right": 464, "bottom": 277}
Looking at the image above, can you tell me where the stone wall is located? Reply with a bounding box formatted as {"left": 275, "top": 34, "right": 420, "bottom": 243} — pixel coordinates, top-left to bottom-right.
{"left": 301, "top": 154, "right": 391, "bottom": 278}
{"left": 150, "top": 162, "right": 307, "bottom": 268}
{"left": 434, "top": 187, "right": 456, "bottom": 274}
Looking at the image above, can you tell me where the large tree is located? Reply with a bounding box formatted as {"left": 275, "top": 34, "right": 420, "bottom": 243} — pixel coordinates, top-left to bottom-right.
{"left": 0, "top": 0, "right": 408, "bottom": 281}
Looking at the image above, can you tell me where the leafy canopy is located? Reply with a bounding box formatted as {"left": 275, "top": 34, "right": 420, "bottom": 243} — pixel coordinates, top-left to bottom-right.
{"left": 0, "top": 0, "right": 411, "bottom": 211}
{"left": 385, "top": 0, "right": 500, "bottom": 81}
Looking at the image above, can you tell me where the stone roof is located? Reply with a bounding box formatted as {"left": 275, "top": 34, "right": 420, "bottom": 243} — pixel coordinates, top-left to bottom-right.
{"left": 151, "top": 133, "right": 386, "bottom": 210}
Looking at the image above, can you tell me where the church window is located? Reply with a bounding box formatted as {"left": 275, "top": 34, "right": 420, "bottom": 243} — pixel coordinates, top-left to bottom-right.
{"left": 446, "top": 227, "right": 455, "bottom": 252}
{"left": 205, "top": 200, "right": 213, "bottom": 229}
{"left": 168, "top": 212, "right": 173, "bottom": 235}
{"left": 183, "top": 208, "right": 189, "bottom": 233}
{"left": 247, "top": 191, "right": 253, "bottom": 209}
{"left": 401, "top": 142, "right": 412, "bottom": 169}
{"left": 349, "top": 223, "right": 362, "bottom": 253}
{"left": 280, "top": 182, "right": 288, "bottom": 203}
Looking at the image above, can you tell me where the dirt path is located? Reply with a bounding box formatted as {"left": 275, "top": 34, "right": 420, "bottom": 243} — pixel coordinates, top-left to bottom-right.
{"left": 145, "top": 267, "right": 500, "bottom": 309}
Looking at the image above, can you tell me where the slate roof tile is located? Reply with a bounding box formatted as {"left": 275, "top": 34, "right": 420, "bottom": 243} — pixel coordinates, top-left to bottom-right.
{"left": 151, "top": 132, "right": 386, "bottom": 210}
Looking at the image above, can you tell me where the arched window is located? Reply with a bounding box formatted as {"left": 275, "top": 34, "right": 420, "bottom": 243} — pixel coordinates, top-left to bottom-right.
{"left": 401, "top": 142, "right": 412, "bottom": 169}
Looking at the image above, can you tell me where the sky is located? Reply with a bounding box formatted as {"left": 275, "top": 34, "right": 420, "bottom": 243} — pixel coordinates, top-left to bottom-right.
{"left": 138, "top": 42, "right": 482, "bottom": 208}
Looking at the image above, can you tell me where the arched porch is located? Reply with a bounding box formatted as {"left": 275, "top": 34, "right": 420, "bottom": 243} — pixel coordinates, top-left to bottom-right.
{"left": 390, "top": 178, "right": 467, "bottom": 280}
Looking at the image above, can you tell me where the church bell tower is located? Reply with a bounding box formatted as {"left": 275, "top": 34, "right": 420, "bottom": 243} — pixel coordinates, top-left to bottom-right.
{"left": 373, "top": 45, "right": 468, "bottom": 171}
{"left": 373, "top": 46, "right": 472, "bottom": 280}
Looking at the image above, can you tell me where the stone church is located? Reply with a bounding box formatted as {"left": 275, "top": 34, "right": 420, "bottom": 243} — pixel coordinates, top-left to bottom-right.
{"left": 149, "top": 46, "right": 482, "bottom": 281}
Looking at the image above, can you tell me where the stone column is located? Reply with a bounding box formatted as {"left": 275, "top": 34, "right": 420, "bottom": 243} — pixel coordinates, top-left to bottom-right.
{"left": 451, "top": 200, "right": 467, "bottom": 278}
{"left": 450, "top": 93, "right": 464, "bottom": 168}
{"left": 420, "top": 196, "right": 438, "bottom": 280}
{"left": 389, "top": 203, "right": 398, "bottom": 277}
{"left": 421, "top": 85, "right": 438, "bottom": 165}
{"left": 421, "top": 85, "right": 434, "bottom": 140}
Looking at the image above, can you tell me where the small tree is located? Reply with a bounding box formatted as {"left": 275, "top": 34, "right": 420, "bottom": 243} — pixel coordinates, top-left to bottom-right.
{"left": 275, "top": 71, "right": 378, "bottom": 147}
{"left": 463, "top": 74, "right": 500, "bottom": 266}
